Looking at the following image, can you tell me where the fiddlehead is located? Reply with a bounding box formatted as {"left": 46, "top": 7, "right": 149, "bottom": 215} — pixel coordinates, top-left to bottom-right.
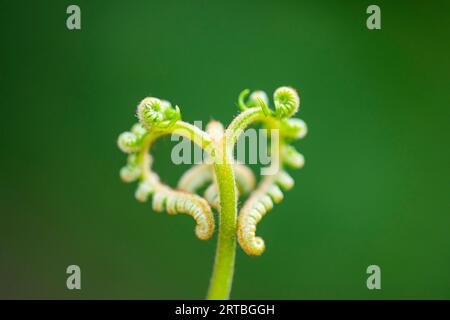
{"left": 118, "top": 97, "right": 215, "bottom": 240}
{"left": 273, "top": 86, "right": 300, "bottom": 118}
{"left": 234, "top": 86, "right": 307, "bottom": 256}
{"left": 117, "top": 87, "right": 307, "bottom": 299}
{"left": 137, "top": 97, "right": 181, "bottom": 129}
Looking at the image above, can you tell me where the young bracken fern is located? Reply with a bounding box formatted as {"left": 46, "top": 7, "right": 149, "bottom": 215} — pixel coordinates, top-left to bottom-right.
{"left": 117, "top": 86, "right": 307, "bottom": 299}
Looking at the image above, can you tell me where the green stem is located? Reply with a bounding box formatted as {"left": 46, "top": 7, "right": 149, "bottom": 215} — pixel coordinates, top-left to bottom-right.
{"left": 206, "top": 130, "right": 239, "bottom": 299}
{"left": 206, "top": 107, "right": 268, "bottom": 300}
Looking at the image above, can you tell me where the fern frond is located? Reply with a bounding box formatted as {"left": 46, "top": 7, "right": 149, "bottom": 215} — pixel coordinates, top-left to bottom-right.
{"left": 118, "top": 104, "right": 215, "bottom": 240}
{"left": 120, "top": 153, "right": 142, "bottom": 182}
{"left": 117, "top": 123, "right": 149, "bottom": 154}
{"left": 281, "top": 118, "right": 307, "bottom": 140}
{"left": 151, "top": 185, "right": 214, "bottom": 240}
{"left": 135, "top": 166, "right": 215, "bottom": 240}
{"left": 273, "top": 86, "right": 300, "bottom": 118}
{"left": 137, "top": 97, "right": 181, "bottom": 129}
{"left": 237, "top": 170, "right": 294, "bottom": 256}
{"left": 137, "top": 156, "right": 215, "bottom": 240}
{"left": 282, "top": 145, "right": 305, "bottom": 169}
{"left": 118, "top": 87, "right": 308, "bottom": 299}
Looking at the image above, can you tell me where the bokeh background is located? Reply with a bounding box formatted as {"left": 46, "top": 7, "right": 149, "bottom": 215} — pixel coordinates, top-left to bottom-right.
{"left": 1, "top": 0, "right": 449, "bottom": 299}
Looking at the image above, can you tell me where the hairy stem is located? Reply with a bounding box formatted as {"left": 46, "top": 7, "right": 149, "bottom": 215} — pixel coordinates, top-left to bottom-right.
{"left": 207, "top": 138, "right": 237, "bottom": 300}
{"left": 226, "top": 107, "right": 264, "bottom": 146}
{"left": 207, "top": 107, "right": 273, "bottom": 299}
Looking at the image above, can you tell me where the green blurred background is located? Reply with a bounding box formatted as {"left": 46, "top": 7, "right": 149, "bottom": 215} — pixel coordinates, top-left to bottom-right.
{"left": 1, "top": 0, "right": 449, "bottom": 299}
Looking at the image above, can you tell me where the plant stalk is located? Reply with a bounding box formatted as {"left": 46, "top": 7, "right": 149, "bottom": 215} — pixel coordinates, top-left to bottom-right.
{"left": 207, "top": 141, "right": 237, "bottom": 300}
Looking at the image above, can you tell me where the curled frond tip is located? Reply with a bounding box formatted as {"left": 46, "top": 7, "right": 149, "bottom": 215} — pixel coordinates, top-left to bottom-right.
{"left": 137, "top": 97, "right": 181, "bottom": 129}
{"left": 273, "top": 86, "right": 300, "bottom": 118}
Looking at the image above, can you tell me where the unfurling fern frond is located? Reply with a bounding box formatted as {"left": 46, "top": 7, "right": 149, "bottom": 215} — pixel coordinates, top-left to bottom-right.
{"left": 136, "top": 162, "right": 215, "bottom": 241}
{"left": 236, "top": 86, "right": 306, "bottom": 256}
{"left": 118, "top": 87, "right": 307, "bottom": 300}
{"left": 237, "top": 170, "right": 294, "bottom": 256}
{"left": 117, "top": 123, "right": 149, "bottom": 154}
{"left": 120, "top": 153, "right": 142, "bottom": 182}
{"left": 137, "top": 97, "right": 181, "bottom": 129}
{"left": 273, "top": 86, "right": 300, "bottom": 118}
{"left": 117, "top": 99, "right": 215, "bottom": 240}
{"left": 151, "top": 186, "right": 214, "bottom": 240}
